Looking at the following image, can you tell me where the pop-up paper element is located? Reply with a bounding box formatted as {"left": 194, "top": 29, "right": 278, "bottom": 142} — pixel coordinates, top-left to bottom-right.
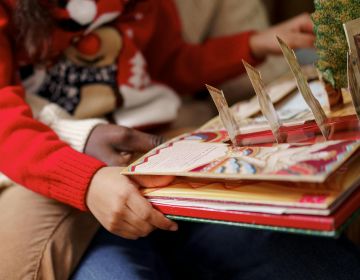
{"left": 243, "top": 60, "right": 286, "bottom": 143}
{"left": 205, "top": 84, "right": 240, "bottom": 146}
{"left": 277, "top": 36, "right": 330, "bottom": 140}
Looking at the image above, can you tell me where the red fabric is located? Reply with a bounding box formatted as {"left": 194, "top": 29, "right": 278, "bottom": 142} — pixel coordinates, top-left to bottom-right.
{"left": 0, "top": 0, "right": 262, "bottom": 209}
{"left": 0, "top": 3, "right": 105, "bottom": 210}
{"left": 75, "top": 33, "right": 102, "bottom": 55}
{"left": 113, "top": 0, "right": 261, "bottom": 94}
{"left": 145, "top": 1, "right": 260, "bottom": 93}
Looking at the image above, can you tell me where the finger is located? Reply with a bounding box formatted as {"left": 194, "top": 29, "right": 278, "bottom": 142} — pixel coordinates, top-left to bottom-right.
{"left": 108, "top": 152, "right": 133, "bottom": 166}
{"left": 149, "top": 208, "right": 178, "bottom": 231}
{"left": 287, "top": 33, "right": 315, "bottom": 49}
{"left": 110, "top": 220, "right": 147, "bottom": 239}
{"left": 118, "top": 152, "right": 133, "bottom": 164}
{"left": 299, "top": 18, "right": 314, "bottom": 34}
{"left": 112, "top": 127, "right": 164, "bottom": 153}
{"left": 104, "top": 219, "right": 142, "bottom": 240}
{"left": 117, "top": 232, "right": 139, "bottom": 240}
{"left": 124, "top": 207, "right": 156, "bottom": 236}
{"left": 298, "top": 13, "right": 314, "bottom": 33}
{"left": 96, "top": 146, "right": 124, "bottom": 166}
{"left": 289, "top": 13, "right": 313, "bottom": 33}
{"left": 132, "top": 175, "right": 175, "bottom": 188}
{"left": 127, "top": 191, "right": 178, "bottom": 231}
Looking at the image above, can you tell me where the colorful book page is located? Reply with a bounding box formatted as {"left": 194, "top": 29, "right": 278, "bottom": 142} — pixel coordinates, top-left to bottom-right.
{"left": 140, "top": 152, "right": 360, "bottom": 216}
{"left": 124, "top": 134, "right": 360, "bottom": 183}
{"left": 150, "top": 185, "right": 360, "bottom": 237}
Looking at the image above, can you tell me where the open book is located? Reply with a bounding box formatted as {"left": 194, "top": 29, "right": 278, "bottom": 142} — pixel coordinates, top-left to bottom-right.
{"left": 123, "top": 68, "right": 360, "bottom": 237}
{"left": 124, "top": 132, "right": 359, "bottom": 183}
{"left": 123, "top": 117, "right": 360, "bottom": 237}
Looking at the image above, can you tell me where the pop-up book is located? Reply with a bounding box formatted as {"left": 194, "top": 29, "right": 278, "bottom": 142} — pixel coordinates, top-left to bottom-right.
{"left": 123, "top": 37, "right": 360, "bottom": 237}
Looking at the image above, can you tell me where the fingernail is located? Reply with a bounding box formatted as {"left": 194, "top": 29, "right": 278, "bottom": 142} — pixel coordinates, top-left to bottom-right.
{"left": 153, "top": 136, "right": 164, "bottom": 147}
{"left": 169, "top": 224, "right": 178, "bottom": 231}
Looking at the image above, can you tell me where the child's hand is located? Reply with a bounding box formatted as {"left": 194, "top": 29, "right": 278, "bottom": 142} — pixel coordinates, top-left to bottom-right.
{"left": 86, "top": 167, "right": 178, "bottom": 239}
{"left": 249, "top": 13, "right": 315, "bottom": 59}
{"left": 85, "top": 124, "right": 163, "bottom": 166}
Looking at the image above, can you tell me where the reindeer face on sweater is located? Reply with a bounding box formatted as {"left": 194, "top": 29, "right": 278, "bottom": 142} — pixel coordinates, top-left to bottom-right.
{"left": 38, "top": 27, "right": 123, "bottom": 119}
{"left": 65, "top": 27, "right": 123, "bottom": 67}
{"left": 16, "top": 0, "right": 181, "bottom": 128}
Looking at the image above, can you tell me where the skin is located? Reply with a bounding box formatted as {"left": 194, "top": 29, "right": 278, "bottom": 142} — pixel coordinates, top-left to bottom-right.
{"left": 85, "top": 124, "right": 177, "bottom": 239}
{"left": 85, "top": 13, "right": 316, "bottom": 240}
{"left": 250, "top": 13, "right": 315, "bottom": 60}
{"left": 86, "top": 167, "right": 176, "bottom": 240}
{"left": 84, "top": 124, "right": 164, "bottom": 166}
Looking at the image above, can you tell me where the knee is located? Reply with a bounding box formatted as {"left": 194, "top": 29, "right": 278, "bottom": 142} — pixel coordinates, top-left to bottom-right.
{"left": 0, "top": 185, "right": 99, "bottom": 279}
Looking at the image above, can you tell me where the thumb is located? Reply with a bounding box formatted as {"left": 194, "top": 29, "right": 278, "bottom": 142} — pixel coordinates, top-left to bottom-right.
{"left": 90, "top": 145, "right": 125, "bottom": 166}
{"left": 108, "top": 152, "right": 133, "bottom": 166}
{"left": 295, "top": 13, "right": 314, "bottom": 34}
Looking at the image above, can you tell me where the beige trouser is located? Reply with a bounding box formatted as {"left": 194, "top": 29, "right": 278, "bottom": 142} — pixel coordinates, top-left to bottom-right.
{"left": 1, "top": 175, "right": 360, "bottom": 280}
{"left": 0, "top": 185, "right": 99, "bottom": 280}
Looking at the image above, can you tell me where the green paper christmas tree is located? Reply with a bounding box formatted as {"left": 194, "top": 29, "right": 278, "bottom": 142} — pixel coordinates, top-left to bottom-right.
{"left": 312, "top": 0, "right": 360, "bottom": 107}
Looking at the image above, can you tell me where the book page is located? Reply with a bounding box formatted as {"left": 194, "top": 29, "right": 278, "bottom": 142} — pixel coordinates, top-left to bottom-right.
{"left": 140, "top": 151, "right": 360, "bottom": 215}
{"left": 124, "top": 131, "right": 360, "bottom": 183}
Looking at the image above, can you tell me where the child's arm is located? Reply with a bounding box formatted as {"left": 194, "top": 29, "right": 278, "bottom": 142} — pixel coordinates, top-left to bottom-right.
{"left": 0, "top": 6, "right": 177, "bottom": 239}
{"left": 0, "top": 85, "right": 104, "bottom": 210}
{"left": 145, "top": 0, "right": 258, "bottom": 94}
{"left": 0, "top": 6, "right": 104, "bottom": 210}
{"left": 248, "top": 14, "right": 315, "bottom": 59}
{"left": 27, "top": 93, "right": 107, "bottom": 152}
{"left": 146, "top": 0, "right": 314, "bottom": 94}
{"left": 27, "top": 89, "right": 156, "bottom": 166}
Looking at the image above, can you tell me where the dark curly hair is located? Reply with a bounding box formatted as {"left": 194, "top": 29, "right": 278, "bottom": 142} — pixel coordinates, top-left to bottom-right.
{"left": 14, "top": 0, "right": 56, "bottom": 59}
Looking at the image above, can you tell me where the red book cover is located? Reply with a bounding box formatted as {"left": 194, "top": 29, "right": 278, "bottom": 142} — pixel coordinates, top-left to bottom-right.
{"left": 152, "top": 185, "right": 360, "bottom": 232}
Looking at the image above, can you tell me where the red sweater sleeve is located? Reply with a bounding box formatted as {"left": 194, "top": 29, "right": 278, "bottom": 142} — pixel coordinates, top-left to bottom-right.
{"left": 145, "top": 0, "right": 262, "bottom": 94}
{"left": 0, "top": 7, "right": 105, "bottom": 210}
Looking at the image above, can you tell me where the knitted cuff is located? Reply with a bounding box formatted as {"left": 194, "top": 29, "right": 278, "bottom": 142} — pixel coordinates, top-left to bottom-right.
{"left": 49, "top": 147, "right": 105, "bottom": 210}
{"left": 38, "top": 103, "right": 107, "bottom": 152}
{"left": 52, "top": 119, "right": 107, "bottom": 152}
{"left": 0, "top": 173, "right": 14, "bottom": 188}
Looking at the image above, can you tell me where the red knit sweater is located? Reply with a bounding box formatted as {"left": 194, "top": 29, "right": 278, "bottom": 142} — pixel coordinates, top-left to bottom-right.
{"left": 0, "top": 0, "right": 259, "bottom": 210}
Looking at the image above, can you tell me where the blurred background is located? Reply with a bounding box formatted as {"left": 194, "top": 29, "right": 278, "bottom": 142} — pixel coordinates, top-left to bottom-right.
{"left": 263, "top": 0, "right": 314, "bottom": 23}
{"left": 172, "top": 0, "right": 317, "bottom": 128}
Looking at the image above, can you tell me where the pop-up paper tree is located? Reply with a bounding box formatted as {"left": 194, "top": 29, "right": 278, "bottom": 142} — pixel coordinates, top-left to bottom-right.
{"left": 312, "top": 0, "right": 360, "bottom": 108}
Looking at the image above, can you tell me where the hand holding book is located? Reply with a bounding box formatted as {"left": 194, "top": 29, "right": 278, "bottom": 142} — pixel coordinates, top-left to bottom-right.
{"left": 87, "top": 167, "right": 178, "bottom": 240}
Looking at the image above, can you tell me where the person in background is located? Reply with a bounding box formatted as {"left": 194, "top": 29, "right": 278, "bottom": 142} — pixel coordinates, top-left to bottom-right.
{"left": 172, "top": 0, "right": 290, "bottom": 128}
{"left": 0, "top": 1, "right": 359, "bottom": 279}
{"left": 175, "top": 0, "right": 289, "bottom": 97}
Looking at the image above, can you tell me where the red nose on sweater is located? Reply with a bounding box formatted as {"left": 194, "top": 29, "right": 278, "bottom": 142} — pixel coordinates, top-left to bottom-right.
{"left": 75, "top": 33, "right": 101, "bottom": 55}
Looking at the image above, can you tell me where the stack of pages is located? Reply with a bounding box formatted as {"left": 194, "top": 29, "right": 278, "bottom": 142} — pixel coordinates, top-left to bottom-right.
{"left": 124, "top": 74, "right": 360, "bottom": 237}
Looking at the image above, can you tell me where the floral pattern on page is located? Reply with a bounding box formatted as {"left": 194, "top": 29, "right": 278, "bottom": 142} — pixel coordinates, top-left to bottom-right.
{"left": 124, "top": 131, "right": 360, "bottom": 183}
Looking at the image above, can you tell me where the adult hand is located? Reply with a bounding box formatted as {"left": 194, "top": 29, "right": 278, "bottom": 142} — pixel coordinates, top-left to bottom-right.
{"left": 85, "top": 124, "right": 163, "bottom": 166}
{"left": 249, "top": 13, "right": 315, "bottom": 59}
{"left": 87, "top": 167, "right": 177, "bottom": 239}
